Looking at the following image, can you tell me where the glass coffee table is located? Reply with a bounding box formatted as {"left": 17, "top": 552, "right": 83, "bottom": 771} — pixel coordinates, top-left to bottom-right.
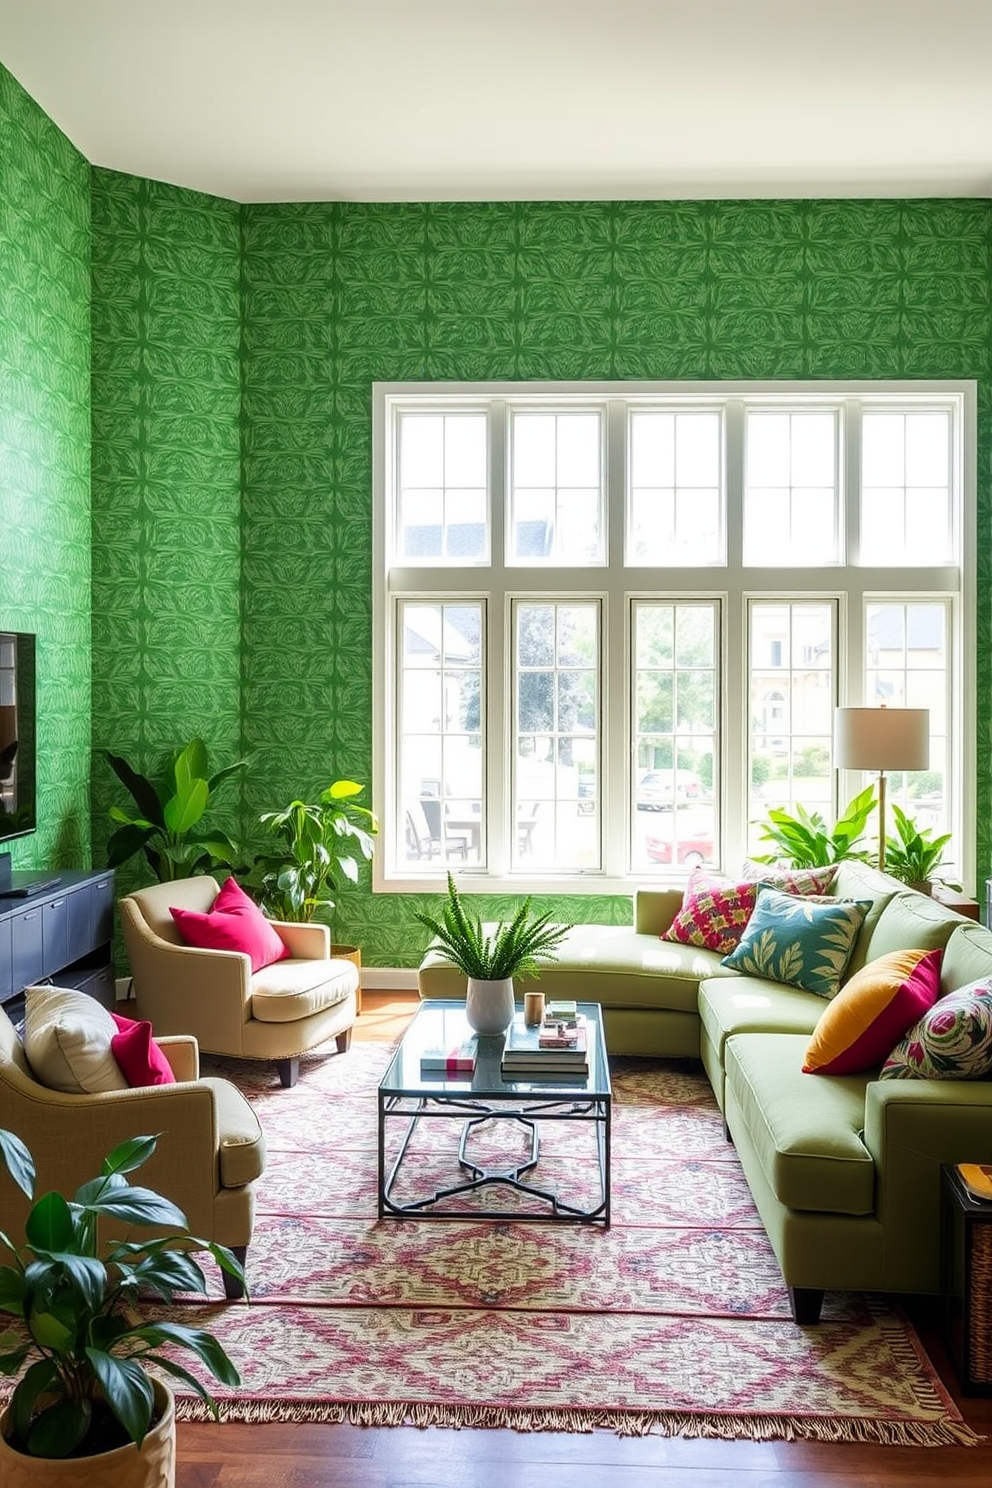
{"left": 378, "top": 998, "right": 611, "bottom": 1225}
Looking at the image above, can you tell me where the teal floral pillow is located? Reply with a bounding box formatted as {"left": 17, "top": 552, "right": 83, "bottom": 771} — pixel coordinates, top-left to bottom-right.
{"left": 720, "top": 886, "right": 871, "bottom": 998}
{"left": 880, "top": 978, "right": 992, "bottom": 1080}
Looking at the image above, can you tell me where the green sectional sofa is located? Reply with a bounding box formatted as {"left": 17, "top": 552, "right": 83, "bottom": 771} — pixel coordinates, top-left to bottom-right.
{"left": 419, "top": 861, "right": 992, "bottom": 1323}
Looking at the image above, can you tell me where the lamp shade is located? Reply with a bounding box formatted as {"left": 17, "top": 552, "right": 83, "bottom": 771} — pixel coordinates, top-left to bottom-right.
{"left": 833, "top": 707, "right": 930, "bottom": 772}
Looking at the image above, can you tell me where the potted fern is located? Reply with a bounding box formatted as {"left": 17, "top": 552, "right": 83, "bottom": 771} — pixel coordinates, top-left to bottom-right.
{"left": 415, "top": 874, "right": 569, "bottom": 1035}
{"left": 0, "top": 1129, "right": 243, "bottom": 1486}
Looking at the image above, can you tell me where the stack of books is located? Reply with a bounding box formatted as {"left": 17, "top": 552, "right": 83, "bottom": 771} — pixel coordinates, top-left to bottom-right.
{"left": 500, "top": 1003, "right": 590, "bottom": 1079}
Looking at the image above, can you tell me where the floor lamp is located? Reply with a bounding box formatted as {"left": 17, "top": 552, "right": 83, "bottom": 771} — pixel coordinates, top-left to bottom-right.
{"left": 833, "top": 706, "right": 930, "bottom": 873}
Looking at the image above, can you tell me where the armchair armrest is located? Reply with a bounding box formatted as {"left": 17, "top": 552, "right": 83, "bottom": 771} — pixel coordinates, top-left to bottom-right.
{"left": 272, "top": 920, "right": 331, "bottom": 960}
{"left": 156, "top": 1035, "right": 199, "bottom": 1082}
{"left": 634, "top": 887, "right": 683, "bottom": 936}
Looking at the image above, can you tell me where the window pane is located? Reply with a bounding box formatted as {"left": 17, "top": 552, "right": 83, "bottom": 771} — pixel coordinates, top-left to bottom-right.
{"left": 632, "top": 601, "right": 718, "bottom": 874}
{"left": 511, "top": 411, "right": 604, "bottom": 564}
{"left": 628, "top": 411, "right": 722, "bottom": 564}
{"left": 514, "top": 601, "right": 600, "bottom": 870}
{"left": 748, "top": 600, "right": 835, "bottom": 853}
{"left": 860, "top": 410, "right": 951, "bottom": 564}
{"left": 744, "top": 411, "right": 838, "bottom": 565}
{"left": 397, "top": 412, "right": 488, "bottom": 564}
{"left": 399, "top": 601, "right": 484, "bottom": 868}
{"left": 866, "top": 600, "right": 950, "bottom": 841}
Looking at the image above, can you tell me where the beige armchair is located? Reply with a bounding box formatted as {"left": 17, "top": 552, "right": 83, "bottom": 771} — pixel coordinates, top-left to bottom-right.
{"left": 0, "top": 1005, "right": 263, "bottom": 1298}
{"left": 119, "top": 877, "right": 358, "bottom": 1088}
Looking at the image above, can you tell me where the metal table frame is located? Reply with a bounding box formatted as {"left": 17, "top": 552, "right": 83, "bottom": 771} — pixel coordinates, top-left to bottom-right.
{"left": 377, "top": 999, "right": 611, "bottom": 1225}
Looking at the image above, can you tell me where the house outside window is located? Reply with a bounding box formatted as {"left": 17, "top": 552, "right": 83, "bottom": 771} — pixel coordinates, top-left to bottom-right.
{"left": 373, "top": 381, "right": 975, "bottom": 895}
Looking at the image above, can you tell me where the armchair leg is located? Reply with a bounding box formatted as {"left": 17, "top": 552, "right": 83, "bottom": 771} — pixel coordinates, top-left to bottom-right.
{"left": 788, "top": 1286, "right": 824, "bottom": 1325}
{"left": 223, "top": 1245, "right": 248, "bottom": 1301}
{"left": 276, "top": 1056, "right": 299, "bottom": 1088}
{"left": 335, "top": 1027, "right": 353, "bottom": 1054}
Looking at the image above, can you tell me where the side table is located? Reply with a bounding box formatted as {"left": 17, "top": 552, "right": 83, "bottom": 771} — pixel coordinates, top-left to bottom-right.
{"left": 930, "top": 884, "right": 980, "bottom": 922}
{"left": 941, "top": 1164, "right": 992, "bottom": 1394}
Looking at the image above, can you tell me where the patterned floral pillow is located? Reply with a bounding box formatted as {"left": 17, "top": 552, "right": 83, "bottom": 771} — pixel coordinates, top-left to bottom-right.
{"left": 741, "top": 860, "right": 839, "bottom": 896}
{"left": 720, "top": 886, "right": 871, "bottom": 998}
{"left": 880, "top": 978, "right": 992, "bottom": 1080}
{"left": 661, "top": 868, "right": 760, "bottom": 955}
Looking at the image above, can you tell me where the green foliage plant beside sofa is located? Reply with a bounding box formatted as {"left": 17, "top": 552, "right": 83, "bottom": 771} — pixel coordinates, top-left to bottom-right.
{"left": 752, "top": 786, "right": 875, "bottom": 869}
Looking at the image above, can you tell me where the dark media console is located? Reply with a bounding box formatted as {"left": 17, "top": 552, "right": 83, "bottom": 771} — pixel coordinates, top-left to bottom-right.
{"left": 0, "top": 869, "right": 115, "bottom": 1011}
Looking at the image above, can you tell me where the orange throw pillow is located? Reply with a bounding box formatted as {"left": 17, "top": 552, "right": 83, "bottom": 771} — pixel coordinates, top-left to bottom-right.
{"left": 803, "top": 947, "right": 943, "bottom": 1076}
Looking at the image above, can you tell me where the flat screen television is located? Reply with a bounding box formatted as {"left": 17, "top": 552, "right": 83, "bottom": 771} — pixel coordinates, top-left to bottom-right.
{"left": 0, "top": 631, "right": 37, "bottom": 846}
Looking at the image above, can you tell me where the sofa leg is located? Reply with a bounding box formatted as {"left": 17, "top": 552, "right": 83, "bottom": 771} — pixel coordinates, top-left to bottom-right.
{"left": 336, "top": 1027, "right": 353, "bottom": 1055}
{"left": 722, "top": 1116, "right": 734, "bottom": 1145}
{"left": 788, "top": 1286, "right": 824, "bottom": 1325}
{"left": 222, "top": 1245, "right": 247, "bottom": 1301}
{"left": 276, "top": 1056, "right": 299, "bottom": 1088}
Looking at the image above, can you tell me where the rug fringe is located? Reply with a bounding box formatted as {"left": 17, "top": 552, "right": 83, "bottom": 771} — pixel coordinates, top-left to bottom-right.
{"left": 174, "top": 1398, "right": 983, "bottom": 1446}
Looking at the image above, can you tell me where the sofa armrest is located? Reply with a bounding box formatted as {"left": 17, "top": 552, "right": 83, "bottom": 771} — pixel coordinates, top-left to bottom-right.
{"left": 272, "top": 920, "right": 331, "bottom": 960}
{"left": 633, "top": 887, "right": 684, "bottom": 936}
{"left": 863, "top": 1079, "right": 992, "bottom": 1291}
{"left": 156, "top": 1035, "right": 199, "bottom": 1082}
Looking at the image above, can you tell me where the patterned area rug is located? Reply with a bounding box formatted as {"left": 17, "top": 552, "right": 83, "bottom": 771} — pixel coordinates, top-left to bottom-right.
{"left": 170, "top": 1042, "right": 976, "bottom": 1444}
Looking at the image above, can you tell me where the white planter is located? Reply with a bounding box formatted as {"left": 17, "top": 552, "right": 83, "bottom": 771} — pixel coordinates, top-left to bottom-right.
{"left": 465, "top": 976, "right": 515, "bottom": 1036}
{"left": 0, "top": 1379, "right": 175, "bottom": 1488}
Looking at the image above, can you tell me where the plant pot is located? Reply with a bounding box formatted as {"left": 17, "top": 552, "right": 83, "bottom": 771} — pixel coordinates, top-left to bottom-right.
{"left": 0, "top": 1378, "right": 175, "bottom": 1488}
{"left": 332, "top": 942, "right": 362, "bottom": 1016}
{"left": 465, "top": 976, "right": 515, "bottom": 1036}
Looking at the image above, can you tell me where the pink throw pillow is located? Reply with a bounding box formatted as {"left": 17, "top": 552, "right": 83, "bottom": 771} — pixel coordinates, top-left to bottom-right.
{"left": 110, "top": 1012, "right": 176, "bottom": 1087}
{"left": 661, "top": 868, "right": 761, "bottom": 955}
{"left": 170, "top": 876, "right": 288, "bottom": 973}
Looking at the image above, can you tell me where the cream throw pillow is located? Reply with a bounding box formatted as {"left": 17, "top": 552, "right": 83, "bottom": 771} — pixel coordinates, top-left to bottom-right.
{"left": 23, "top": 984, "right": 129, "bottom": 1094}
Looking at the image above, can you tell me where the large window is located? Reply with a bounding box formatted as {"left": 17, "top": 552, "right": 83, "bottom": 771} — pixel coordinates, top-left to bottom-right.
{"left": 374, "top": 382, "right": 974, "bottom": 894}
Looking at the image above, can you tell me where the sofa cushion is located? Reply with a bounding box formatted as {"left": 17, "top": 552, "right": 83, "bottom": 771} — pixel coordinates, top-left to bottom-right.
{"left": 861, "top": 887, "right": 965, "bottom": 964}
{"left": 23, "top": 984, "right": 129, "bottom": 1095}
{"left": 829, "top": 860, "right": 900, "bottom": 976}
{"left": 698, "top": 975, "right": 825, "bottom": 1066}
{"left": 250, "top": 955, "right": 359, "bottom": 1023}
{"left": 203, "top": 1077, "right": 267, "bottom": 1188}
{"left": 720, "top": 888, "right": 870, "bottom": 998}
{"left": 725, "top": 1032, "right": 875, "bottom": 1215}
{"left": 880, "top": 976, "right": 992, "bottom": 1081}
{"left": 940, "top": 923, "right": 992, "bottom": 994}
{"left": 420, "top": 923, "right": 737, "bottom": 1013}
{"left": 803, "top": 947, "right": 943, "bottom": 1076}
{"left": 661, "top": 868, "right": 760, "bottom": 955}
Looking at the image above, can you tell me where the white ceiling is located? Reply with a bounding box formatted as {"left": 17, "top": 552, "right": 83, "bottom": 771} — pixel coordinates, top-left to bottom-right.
{"left": 1, "top": 0, "right": 991, "bottom": 204}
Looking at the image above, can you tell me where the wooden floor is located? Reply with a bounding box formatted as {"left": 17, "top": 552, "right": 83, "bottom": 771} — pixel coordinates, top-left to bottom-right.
{"left": 177, "top": 991, "right": 992, "bottom": 1487}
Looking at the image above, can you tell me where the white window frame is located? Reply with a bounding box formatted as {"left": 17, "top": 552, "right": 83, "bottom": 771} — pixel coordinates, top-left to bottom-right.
{"left": 373, "top": 380, "right": 976, "bottom": 896}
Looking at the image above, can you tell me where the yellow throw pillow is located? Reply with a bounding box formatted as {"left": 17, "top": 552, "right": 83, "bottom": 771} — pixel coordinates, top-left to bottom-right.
{"left": 803, "top": 947, "right": 943, "bottom": 1076}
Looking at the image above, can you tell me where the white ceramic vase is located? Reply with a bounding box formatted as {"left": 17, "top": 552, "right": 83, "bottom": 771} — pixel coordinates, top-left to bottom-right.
{"left": 465, "top": 976, "right": 515, "bottom": 1036}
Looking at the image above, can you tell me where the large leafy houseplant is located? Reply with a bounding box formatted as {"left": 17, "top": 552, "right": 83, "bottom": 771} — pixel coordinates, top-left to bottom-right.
{"left": 415, "top": 873, "right": 569, "bottom": 981}
{"left": 253, "top": 780, "right": 378, "bottom": 927}
{"left": 105, "top": 738, "right": 246, "bottom": 883}
{"left": 0, "top": 1129, "right": 242, "bottom": 1462}
{"left": 884, "top": 805, "right": 959, "bottom": 891}
{"left": 752, "top": 786, "right": 876, "bottom": 870}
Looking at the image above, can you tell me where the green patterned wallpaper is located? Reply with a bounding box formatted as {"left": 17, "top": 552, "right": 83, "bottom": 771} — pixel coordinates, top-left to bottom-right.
{"left": 240, "top": 199, "right": 992, "bottom": 962}
{"left": 0, "top": 65, "right": 91, "bottom": 869}
{"left": 5, "top": 82, "right": 986, "bottom": 964}
{"left": 89, "top": 170, "right": 243, "bottom": 897}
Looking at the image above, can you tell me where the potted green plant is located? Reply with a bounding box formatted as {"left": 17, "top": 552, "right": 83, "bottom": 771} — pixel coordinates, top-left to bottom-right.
{"left": 0, "top": 1129, "right": 243, "bottom": 1486}
{"left": 415, "top": 873, "right": 570, "bottom": 1035}
{"left": 752, "top": 785, "right": 876, "bottom": 869}
{"left": 884, "top": 805, "right": 959, "bottom": 894}
{"left": 254, "top": 778, "right": 377, "bottom": 927}
{"left": 105, "top": 738, "right": 247, "bottom": 883}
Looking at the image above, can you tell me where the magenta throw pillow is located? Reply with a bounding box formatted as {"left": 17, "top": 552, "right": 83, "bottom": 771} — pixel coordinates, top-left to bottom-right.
{"left": 110, "top": 1012, "right": 176, "bottom": 1087}
{"left": 661, "top": 868, "right": 761, "bottom": 955}
{"left": 170, "top": 876, "right": 288, "bottom": 973}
